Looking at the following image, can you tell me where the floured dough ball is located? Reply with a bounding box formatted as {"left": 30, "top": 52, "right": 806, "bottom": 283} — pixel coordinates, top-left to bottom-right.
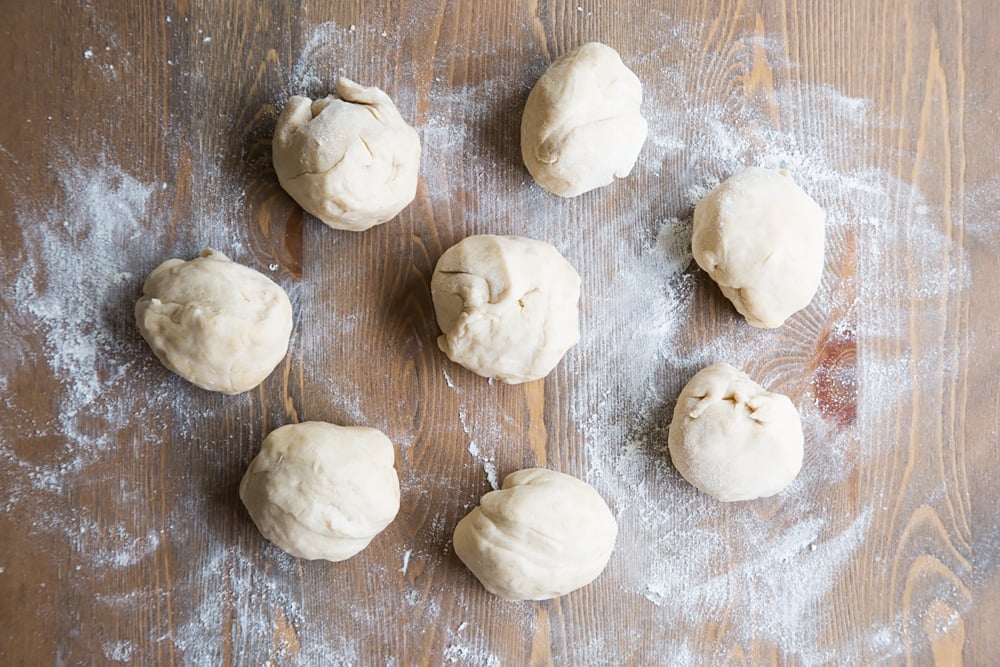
{"left": 431, "top": 235, "right": 580, "bottom": 384}
{"left": 240, "top": 421, "right": 401, "bottom": 561}
{"left": 135, "top": 248, "right": 293, "bottom": 394}
{"left": 272, "top": 77, "right": 421, "bottom": 231}
{"left": 692, "top": 167, "right": 825, "bottom": 328}
{"left": 668, "top": 363, "right": 804, "bottom": 502}
{"left": 453, "top": 468, "right": 618, "bottom": 600}
{"left": 521, "top": 42, "right": 647, "bottom": 197}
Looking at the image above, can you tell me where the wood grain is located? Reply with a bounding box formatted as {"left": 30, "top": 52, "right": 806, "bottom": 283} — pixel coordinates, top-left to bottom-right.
{"left": 0, "top": 1, "right": 997, "bottom": 665}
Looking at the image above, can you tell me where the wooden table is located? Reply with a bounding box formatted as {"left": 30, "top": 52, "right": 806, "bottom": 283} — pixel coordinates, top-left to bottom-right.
{"left": 1, "top": 1, "right": 997, "bottom": 664}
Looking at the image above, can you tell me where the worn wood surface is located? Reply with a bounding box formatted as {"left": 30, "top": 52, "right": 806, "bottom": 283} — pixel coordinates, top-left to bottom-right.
{"left": 1, "top": 1, "right": 997, "bottom": 665}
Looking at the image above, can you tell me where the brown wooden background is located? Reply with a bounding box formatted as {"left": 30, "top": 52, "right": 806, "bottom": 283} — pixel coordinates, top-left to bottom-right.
{"left": 1, "top": 1, "right": 998, "bottom": 665}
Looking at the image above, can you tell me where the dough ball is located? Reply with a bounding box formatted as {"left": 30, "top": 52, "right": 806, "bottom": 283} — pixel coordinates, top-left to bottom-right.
{"left": 431, "top": 235, "right": 581, "bottom": 384}
{"left": 135, "top": 248, "right": 293, "bottom": 394}
{"left": 453, "top": 468, "right": 617, "bottom": 600}
{"left": 692, "top": 167, "right": 825, "bottom": 328}
{"left": 239, "top": 421, "right": 401, "bottom": 561}
{"left": 272, "top": 77, "right": 421, "bottom": 232}
{"left": 668, "top": 363, "right": 804, "bottom": 502}
{"left": 521, "top": 42, "right": 647, "bottom": 197}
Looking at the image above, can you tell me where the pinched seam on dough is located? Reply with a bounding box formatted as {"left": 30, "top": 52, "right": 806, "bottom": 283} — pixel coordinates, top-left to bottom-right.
{"left": 281, "top": 93, "right": 399, "bottom": 180}
{"left": 146, "top": 295, "right": 277, "bottom": 325}
{"left": 283, "top": 152, "right": 350, "bottom": 181}
{"left": 534, "top": 113, "right": 638, "bottom": 164}
{"left": 281, "top": 139, "right": 408, "bottom": 219}
{"left": 438, "top": 270, "right": 542, "bottom": 309}
{"left": 438, "top": 271, "right": 553, "bottom": 374}
{"left": 688, "top": 389, "right": 769, "bottom": 423}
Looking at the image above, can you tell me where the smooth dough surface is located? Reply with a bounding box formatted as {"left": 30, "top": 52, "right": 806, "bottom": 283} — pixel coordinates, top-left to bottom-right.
{"left": 431, "top": 235, "right": 581, "bottom": 384}
{"left": 135, "top": 248, "right": 293, "bottom": 394}
{"left": 272, "top": 77, "right": 421, "bottom": 231}
{"left": 521, "top": 42, "right": 647, "bottom": 197}
{"left": 692, "top": 167, "right": 825, "bottom": 328}
{"left": 453, "top": 468, "right": 618, "bottom": 600}
{"left": 668, "top": 363, "right": 804, "bottom": 502}
{"left": 239, "top": 421, "right": 401, "bottom": 561}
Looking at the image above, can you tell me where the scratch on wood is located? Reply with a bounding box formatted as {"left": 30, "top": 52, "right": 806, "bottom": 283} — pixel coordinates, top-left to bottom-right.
{"left": 743, "top": 14, "right": 780, "bottom": 125}
{"left": 272, "top": 606, "right": 302, "bottom": 657}
{"left": 283, "top": 205, "right": 304, "bottom": 280}
{"left": 924, "top": 599, "right": 966, "bottom": 666}
{"left": 901, "top": 553, "right": 971, "bottom": 662}
{"left": 529, "top": 606, "right": 554, "bottom": 667}
{"left": 281, "top": 355, "right": 300, "bottom": 424}
{"left": 525, "top": 381, "right": 547, "bottom": 467}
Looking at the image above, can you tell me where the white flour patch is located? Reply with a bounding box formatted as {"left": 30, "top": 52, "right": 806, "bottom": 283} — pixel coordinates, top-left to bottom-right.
{"left": 443, "top": 622, "right": 502, "bottom": 667}
{"left": 164, "top": 544, "right": 318, "bottom": 666}
{"left": 0, "top": 157, "right": 162, "bottom": 510}
{"left": 290, "top": 21, "right": 363, "bottom": 97}
{"left": 11, "top": 161, "right": 155, "bottom": 441}
{"left": 466, "top": 439, "right": 500, "bottom": 490}
{"left": 102, "top": 640, "right": 136, "bottom": 662}
{"left": 76, "top": 519, "right": 162, "bottom": 569}
{"left": 0, "top": 153, "right": 246, "bottom": 620}
{"left": 400, "top": 548, "right": 413, "bottom": 575}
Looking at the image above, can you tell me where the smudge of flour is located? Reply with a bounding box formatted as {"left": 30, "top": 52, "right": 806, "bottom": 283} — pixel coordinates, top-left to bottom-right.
{"left": 466, "top": 439, "right": 500, "bottom": 491}
{"left": 102, "top": 640, "right": 136, "bottom": 662}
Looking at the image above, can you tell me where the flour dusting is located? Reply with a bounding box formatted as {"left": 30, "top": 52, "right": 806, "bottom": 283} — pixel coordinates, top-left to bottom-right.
{"left": 0, "top": 7, "right": 974, "bottom": 666}
{"left": 102, "top": 640, "right": 136, "bottom": 662}
{"left": 410, "top": 9, "right": 968, "bottom": 664}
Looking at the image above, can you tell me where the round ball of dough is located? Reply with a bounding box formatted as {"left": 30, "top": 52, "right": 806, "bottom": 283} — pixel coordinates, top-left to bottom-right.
{"left": 431, "top": 235, "right": 581, "bottom": 384}
{"left": 272, "top": 77, "right": 421, "bottom": 232}
{"left": 521, "top": 42, "right": 648, "bottom": 197}
{"left": 135, "top": 248, "right": 293, "bottom": 394}
{"left": 239, "top": 421, "right": 401, "bottom": 561}
{"left": 692, "top": 167, "right": 825, "bottom": 328}
{"left": 453, "top": 468, "right": 617, "bottom": 600}
{"left": 668, "top": 363, "right": 804, "bottom": 502}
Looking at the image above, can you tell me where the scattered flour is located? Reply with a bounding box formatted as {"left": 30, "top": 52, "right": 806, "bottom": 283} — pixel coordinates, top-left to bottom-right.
{"left": 406, "top": 9, "right": 972, "bottom": 665}
{"left": 460, "top": 405, "right": 501, "bottom": 490}
{"left": 102, "top": 639, "right": 136, "bottom": 662}
{"left": 443, "top": 622, "right": 501, "bottom": 667}
{"left": 0, "top": 7, "right": 978, "bottom": 667}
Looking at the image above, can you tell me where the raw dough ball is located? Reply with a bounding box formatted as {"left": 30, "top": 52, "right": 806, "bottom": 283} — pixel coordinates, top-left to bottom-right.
{"left": 239, "top": 421, "right": 401, "bottom": 561}
{"left": 668, "top": 363, "right": 804, "bottom": 502}
{"left": 692, "top": 167, "right": 825, "bottom": 328}
{"left": 453, "top": 468, "right": 617, "bottom": 600}
{"left": 521, "top": 42, "right": 648, "bottom": 197}
{"left": 135, "top": 248, "right": 293, "bottom": 394}
{"left": 431, "top": 235, "right": 580, "bottom": 384}
{"left": 272, "top": 77, "right": 421, "bottom": 231}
